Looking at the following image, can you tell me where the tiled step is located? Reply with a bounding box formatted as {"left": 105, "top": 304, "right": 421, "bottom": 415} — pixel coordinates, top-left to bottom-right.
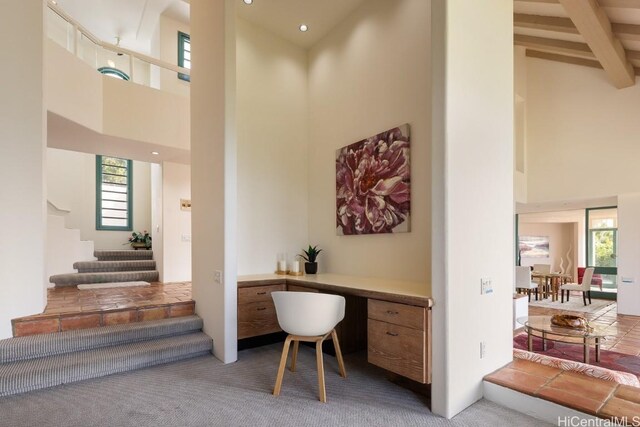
{"left": 73, "top": 260, "right": 156, "bottom": 273}
{"left": 94, "top": 250, "right": 154, "bottom": 261}
{"left": 12, "top": 301, "right": 195, "bottom": 337}
{"left": 0, "top": 315, "right": 203, "bottom": 364}
{"left": 0, "top": 332, "right": 212, "bottom": 397}
{"left": 49, "top": 270, "right": 159, "bottom": 287}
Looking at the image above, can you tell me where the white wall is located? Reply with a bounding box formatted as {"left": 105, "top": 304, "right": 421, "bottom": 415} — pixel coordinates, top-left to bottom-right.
{"left": 431, "top": 0, "right": 514, "bottom": 418}
{"left": 617, "top": 193, "right": 640, "bottom": 315}
{"left": 308, "top": 0, "right": 430, "bottom": 284}
{"left": 519, "top": 222, "right": 575, "bottom": 273}
{"left": 161, "top": 162, "right": 192, "bottom": 282}
{"left": 47, "top": 148, "right": 151, "bottom": 251}
{"left": 237, "top": 18, "right": 309, "bottom": 274}
{"left": 0, "top": 2, "right": 47, "bottom": 338}
{"left": 525, "top": 58, "right": 640, "bottom": 203}
{"left": 514, "top": 46, "right": 527, "bottom": 203}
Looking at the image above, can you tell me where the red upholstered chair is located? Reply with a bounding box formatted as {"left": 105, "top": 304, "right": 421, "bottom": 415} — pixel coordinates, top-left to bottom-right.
{"left": 578, "top": 267, "right": 603, "bottom": 290}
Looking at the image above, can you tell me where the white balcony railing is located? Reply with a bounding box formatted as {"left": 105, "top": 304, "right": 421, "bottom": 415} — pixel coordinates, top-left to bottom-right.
{"left": 46, "top": 1, "right": 190, "bottom": 89}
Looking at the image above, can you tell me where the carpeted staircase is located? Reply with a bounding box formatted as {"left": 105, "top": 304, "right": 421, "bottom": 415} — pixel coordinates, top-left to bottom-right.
{"left": 0, "top": 315, "right": 212, "bottom": 397}
{"left": 49, "top": 250, "right": 160, "bottom": 287}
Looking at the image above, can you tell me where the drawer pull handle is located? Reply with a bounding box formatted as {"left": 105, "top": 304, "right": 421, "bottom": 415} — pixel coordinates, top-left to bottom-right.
{"left": 386, "top": 332, "right": 399, "bottom": 337}
{"left": 257, "top": 292, "right": 267, "bottom": 295}
{"left": 257, "top": 307, "right": 267, "bottom": 311}
{"left": 386, "top": 310, "right": 399, "bottom": 315}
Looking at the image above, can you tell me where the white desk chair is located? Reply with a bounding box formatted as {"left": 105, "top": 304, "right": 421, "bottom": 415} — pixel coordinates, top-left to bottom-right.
{"left": 515, "top": 266, "right": 539, "bottom": 302}
{"left": 561, "top": 267, "right": 594, "bottom": 306}
{"left": 271, "top": 291, "right": 347, "bottom": 403}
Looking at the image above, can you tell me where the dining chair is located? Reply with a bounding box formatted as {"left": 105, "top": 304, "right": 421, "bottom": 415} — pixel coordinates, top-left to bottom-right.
{"left": 271, "top": 291, "right": 347, "bottom": 403}
{"left": 561, "top": 267, "right": 594, "bottom": 305}
{"left": 515, "top": 266, "right": 539, "bottom": 302}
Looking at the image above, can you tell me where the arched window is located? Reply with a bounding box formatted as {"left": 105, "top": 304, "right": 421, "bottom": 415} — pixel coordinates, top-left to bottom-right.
{"left": 97, "top": 67, "right": 130, "bottom": 81}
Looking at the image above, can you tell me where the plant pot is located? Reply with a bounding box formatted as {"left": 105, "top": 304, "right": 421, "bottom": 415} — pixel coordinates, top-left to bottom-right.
{"left": 131, "top": 242, "right": 149, "bottom": 250}
{"left": 304, "top": 262, "right": 318, "bottom": 275}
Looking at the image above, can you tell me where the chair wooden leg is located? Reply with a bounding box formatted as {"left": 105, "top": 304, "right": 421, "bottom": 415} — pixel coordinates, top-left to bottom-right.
{"left": 316, "top": 339, "right": 327, "bottom": 403}
{"left": 561, "top": 289, "right": 564, "bottom": 303}
{"left": 535, "top": 288, "right": 538, "bottom": 301}
{"left": 582, "top": 291, "right": 587, "bottom": 306}
{"left": 527, "top": 289, "right": 531, "bottom": 302}
{"left": 588, "top": 290, "right": 592, "bottom": 304}
{"left": 331, "top": 329, "right": 347, "bottom": 378}
{"left": 290, "top": 341, "right": 299, "bottom": 372}
{"left": 273, "top": 336, "right": 293, "bottom": 396}
{"left": 567, "top": 290, "right": 570, "bottom": 302}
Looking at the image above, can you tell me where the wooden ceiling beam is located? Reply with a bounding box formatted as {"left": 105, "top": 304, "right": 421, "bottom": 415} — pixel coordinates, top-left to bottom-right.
{"left": 514, "top": 13, "right": 578, "bottom": 34}
{"left": 514, "top": 34, "right": 595, "bottom": 59}
{"left": 559, "top": 0, "right": 634, "bottom": 88}
{"left": 526, "top": 48, "right": 640, "bottom": 75}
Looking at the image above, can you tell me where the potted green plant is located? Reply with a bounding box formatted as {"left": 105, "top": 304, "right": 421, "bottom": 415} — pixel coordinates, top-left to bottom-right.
{"left": 126, "top": 230, "right": 152, "bottom": 250}
{"left": 299, "top": 245, "right": 322, "bottom": 274}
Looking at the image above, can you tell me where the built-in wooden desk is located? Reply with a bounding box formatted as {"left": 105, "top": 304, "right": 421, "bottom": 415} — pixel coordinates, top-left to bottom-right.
{"left": 237, "top": 274, "right": 433, "bottom": 384}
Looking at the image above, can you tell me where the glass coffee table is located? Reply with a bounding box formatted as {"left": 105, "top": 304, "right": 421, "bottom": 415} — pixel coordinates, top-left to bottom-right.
{"left": 518, "top": 316, "right": 616, "bottom": 364}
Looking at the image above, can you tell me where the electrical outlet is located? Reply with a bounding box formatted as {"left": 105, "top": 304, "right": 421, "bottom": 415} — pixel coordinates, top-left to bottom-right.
{"left": 181, "top": 234, "right": 191, "bottom": 242}
{"left": 214, "top": 270, "right": 223, "bottom": 284}
{"left": 480, "top": 341, "right": 487, "bottom": 359}
{"left": 481, "top": 278, "right": 493, "bottom": 295}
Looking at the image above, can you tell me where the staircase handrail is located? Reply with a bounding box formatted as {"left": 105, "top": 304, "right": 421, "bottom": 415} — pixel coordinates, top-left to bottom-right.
{"left": 46, "top": 1, "right": 191, "bottom": 79}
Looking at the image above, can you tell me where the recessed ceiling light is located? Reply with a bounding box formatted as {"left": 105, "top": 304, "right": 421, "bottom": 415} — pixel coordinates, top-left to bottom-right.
{"left": 151, "top": 151, "right": 159, "bottom": 155}
{"left": 107, "top": 59, "right": 115, "bottom": 68}
{"left": 51, "top": 0, "right": 57, "bottom": 4}
{"left": 299, "top": 24, "right": 308, "bottom": 32}
{"left": 243, "top": 0, "right": 253, "bottom": 4}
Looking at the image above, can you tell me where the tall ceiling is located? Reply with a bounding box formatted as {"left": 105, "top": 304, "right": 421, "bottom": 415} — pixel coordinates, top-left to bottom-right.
{"left": 53, "top": 0, "right": 365, "bottom": 53}
{"left": 514, "top": 0, "right": 640, "bottom": 88}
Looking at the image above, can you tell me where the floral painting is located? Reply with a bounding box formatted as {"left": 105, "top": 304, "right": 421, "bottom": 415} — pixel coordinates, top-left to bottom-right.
{"left": 336, "top": 124, "right": 411, "bottom": 235}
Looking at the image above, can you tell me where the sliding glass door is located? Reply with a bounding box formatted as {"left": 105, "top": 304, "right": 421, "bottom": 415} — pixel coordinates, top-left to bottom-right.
{"left": 586, "top": 207, "right": 618, "bottom": 298}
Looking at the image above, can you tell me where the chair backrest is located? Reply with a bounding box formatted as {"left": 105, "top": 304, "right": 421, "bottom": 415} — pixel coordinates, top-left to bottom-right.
{"left": 533, "top": 264, "right": 551, "bottom": 274}
{"left": 515, "top": 266, "right": 532, "bottom": 287}
{"left": 271, "top": 291, "right": 345, "bottom": 337}
{"left": 580, "top": 267, "right": 595, "bottom": 291}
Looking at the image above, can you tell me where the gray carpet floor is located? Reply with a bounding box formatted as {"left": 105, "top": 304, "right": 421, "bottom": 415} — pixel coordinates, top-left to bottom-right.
{"left": 0, "top": 343, "right": 547, "bottom": 427}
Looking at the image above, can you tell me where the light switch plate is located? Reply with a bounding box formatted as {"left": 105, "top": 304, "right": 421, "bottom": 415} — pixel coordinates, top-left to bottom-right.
{"left": 481, "top": 278, "right": 493, "bottom": 295}
{"left": 214, "top": 270, "right": 223, "bottom": 284}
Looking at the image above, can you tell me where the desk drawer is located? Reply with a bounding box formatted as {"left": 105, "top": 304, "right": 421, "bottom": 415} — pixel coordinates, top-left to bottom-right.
{"left": 238, "top": 301, "right": 281, "bottom": 339}
{"left": 368, "top": 319, "right": 425, "bottom": 383}
{"left": 287, "top": 284, "right": 319, "bottom": 293}
{"left": 368, "top": 299, "right": 425, "bottom": 330}
{"left": 238, "top": 284, "right": 285, "bottom": 304}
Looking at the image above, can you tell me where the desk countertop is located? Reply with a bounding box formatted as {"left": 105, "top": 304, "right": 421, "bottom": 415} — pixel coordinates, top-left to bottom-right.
{"left": 237, "top": 273, "right": 433, "bottom": 308}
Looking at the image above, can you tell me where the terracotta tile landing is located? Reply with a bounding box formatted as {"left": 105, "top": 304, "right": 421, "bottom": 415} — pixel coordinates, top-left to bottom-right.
{"left": 485, "top": 359, "right": 640, "bottom": 421}
{"left": 11, "top": 282, "right": 194, "bottom": 337}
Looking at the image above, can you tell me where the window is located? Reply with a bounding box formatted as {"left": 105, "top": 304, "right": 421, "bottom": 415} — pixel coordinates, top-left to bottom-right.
{"left": 96, "top": 156, "right": 133, "bottom": 231}
{"left": 178, "top": 31, "right": 191, "bottom": 82}
{"left": 97, "top": 67, "right": 130, "bottom": 81}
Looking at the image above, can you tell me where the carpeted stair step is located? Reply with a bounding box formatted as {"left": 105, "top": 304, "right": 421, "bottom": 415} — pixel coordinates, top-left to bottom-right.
{"left": 0, "top": 332, "right": 212, "bottom": 397}
{"left": 0, "top": 316, "right": 203, "bottom": 364}
{"left": 73, "top": 260, "right": 157, "bottom": 273}
{"left": 49, "top": 270, "right": 159, "bottom": 287}
{"left": 94, "top": 250, "right": 154, "bottom": 261}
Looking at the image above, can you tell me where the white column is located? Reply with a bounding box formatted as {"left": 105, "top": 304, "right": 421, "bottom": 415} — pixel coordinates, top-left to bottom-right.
{"left": 190, "top": 0, "right": 237, "bottom": 363}
{"left": 617, "top": 193, "right": 640, "bottom": 316}
{"left": 431, "top": 0, "right": 514, "bottom": 418}
{"left": 0, "top": 1, "right": 47, "bottom": 338}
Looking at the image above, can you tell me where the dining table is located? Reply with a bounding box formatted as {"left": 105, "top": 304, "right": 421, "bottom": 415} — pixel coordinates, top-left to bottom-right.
{"left": 531, "top": 272, "right": 573, "bottom": 302}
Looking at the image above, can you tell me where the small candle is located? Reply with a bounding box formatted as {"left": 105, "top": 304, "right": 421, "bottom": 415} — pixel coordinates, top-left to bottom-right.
{"left": 278, "top": 260, "right": 287, "bottom": 272}
{"left": 292, "top": 261, "right": 300, "bottom": 273}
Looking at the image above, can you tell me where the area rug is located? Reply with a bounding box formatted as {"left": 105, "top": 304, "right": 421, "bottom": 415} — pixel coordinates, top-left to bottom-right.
{"left": 77, "top": 281, "right": 150, "bottom": 290}
{"left": 514, "top": 333, "right": 640, "bottom": 380}
{"left": 528, "top": 297, "right": 614, "bottom": 313}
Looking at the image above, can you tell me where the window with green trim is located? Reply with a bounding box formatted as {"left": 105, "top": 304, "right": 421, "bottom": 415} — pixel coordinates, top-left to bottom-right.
{"left": 178, "top": 31, "right": 190, "bottom": 82}
{"left": 96, "top": 155, "right": 133, "bottom": 231}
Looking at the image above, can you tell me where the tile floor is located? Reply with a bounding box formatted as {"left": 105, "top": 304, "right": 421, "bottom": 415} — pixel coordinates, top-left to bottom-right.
{"left": 11, "top": 282, "right": 194, "bottom": 337}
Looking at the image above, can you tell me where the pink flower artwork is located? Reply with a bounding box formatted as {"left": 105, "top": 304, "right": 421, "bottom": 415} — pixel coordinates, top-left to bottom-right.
{"left": 336, "top": 124, "right": 411, "bottom": 235}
